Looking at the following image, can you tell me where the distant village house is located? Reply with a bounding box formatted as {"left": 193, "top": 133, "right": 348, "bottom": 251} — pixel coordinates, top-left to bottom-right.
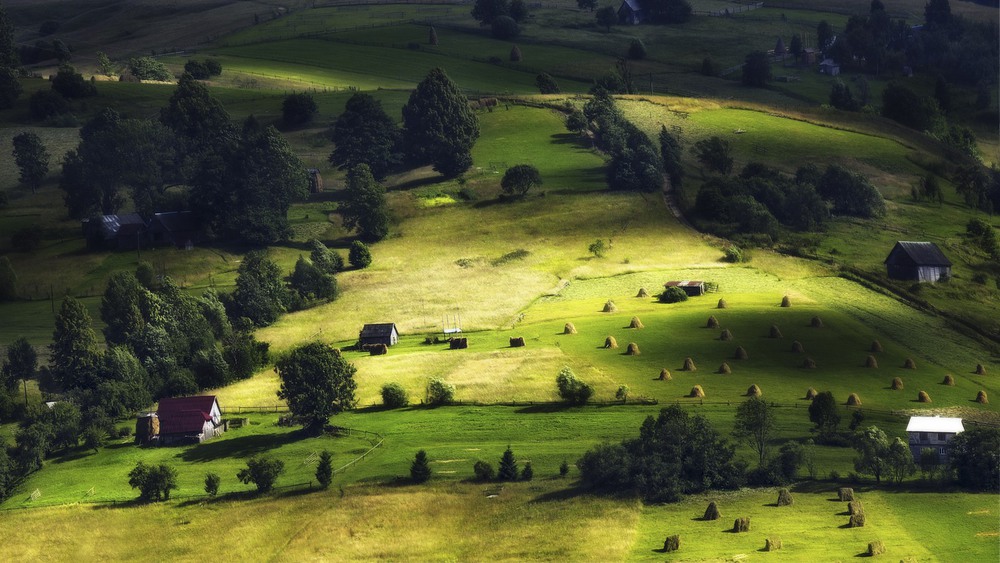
{"left": 664, "top": 280, "right": 706, "bottom": 296}
{"left": 359, "top": 323, "right": 399, "bottom": 347}
{"left": 884, "top": 241, "right": 951, "bottom": 283}
{"left": 906, "top": 416, "right": 963, "bottom": 464}
{"left": 618, "top": 0, "right": 645, "bottom": 24}
{"left": 148, "top": 395, "right": 224, "bottom": 446}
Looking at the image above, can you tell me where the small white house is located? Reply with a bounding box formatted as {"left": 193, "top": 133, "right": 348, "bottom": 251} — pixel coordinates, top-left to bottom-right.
{"left": 906, "top": 416, "right": 964, "bottom": 464}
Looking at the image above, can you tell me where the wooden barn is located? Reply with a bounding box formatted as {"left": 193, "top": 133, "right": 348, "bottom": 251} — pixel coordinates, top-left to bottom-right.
{"left": 82, "top": 213, "right": 147, "bottom": 250}
{"left": 906, "top": 416, "right": 963, "bottom": 464}
{"left": 664, "top": 280, "right": 706, "bottom": 296}
{"left": 884, "top": 241, "right": 951, "bottom": 283}
{"left": 156, "top": 395, "right": 224, "bottom": 446}
{"left": 359, "top": 323, "right": 399, "bottom": 347}
{"left": 617, "top": 0, "right": 645, "bottom": 24}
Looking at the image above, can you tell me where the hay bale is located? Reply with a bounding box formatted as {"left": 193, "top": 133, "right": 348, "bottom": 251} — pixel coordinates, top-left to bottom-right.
{"left": 847, "top": 393, "right": 862, "bottom": 406}
{"left": 628, "top": 316, "right": 644, "bottom": 329}
{"left": 682, "top": 357, "right": 697, "bottom": 371}
{"left": 764, "top": 538, "right": 782, "bottom": 552}
{"left": 603, "top": 336, "right": 618, "bottom": 349}
{"left": 867, "top": 540, "right": 885, "bottom": 556}
{"left": 703, "top": 501, "right": 721, "bottom": 520}
{"left": 870, "top": 339, "right": 883, "bottom": 353}
{"left": 720, "top": 328, "right": 733, "bottom": 341}
{"left": 625, "top": 342, "right": 641, "bottom": 356}
{"left": 449, "top": 337, "right": 468, "bottom": 350}
{"left": 802, "top": 357, "right": 817, "bottom": 369}
{"left": 509, "top": 336, "right": 525, "bottom": 348}
{"left": 369, "top": 343, "right": 388, "bottom": 356}
{"left": 838, "top": 487, "right": 855, "bottom": 501}
{"left": 717, "top": 362, "right": 732, "bottom": 374}
{"left": 791, "top": 340, "right": 805, "bottom": 353}
{"left": 810, "top": 315, "right": 824, "bottom": 328}
{"left": 602, "top": 300, "right": 617, "bottom": 313}
{"left": 689, "top": 385, "right": 705, "bottom": 398}
{"left": 917, "top": 390, "right": 931, "bottom": 403}
{"left": 848, "top": 501, "right": 864, "bottom": 516}
{"left": 662, "top": 534, "right": 679, "bottom": 553}
{"left": 732, "top": 517, "right": 751, "bottom": 533}
{"left": 707, "top": 315, "right": 720, "bottom": 329}
{"left": 903, "top": 358, "right": 917, "bottom": 370}
{"left": 781, "top": 295, "right": 792, "bottom": 307}
{"left": 942, "top": 374, "right": 955, "bottom": 386}
{"left": 746, "top": 384, "right": 762, "bottom": 397}
{"left": 636, "top": 287, "right": 650, "bottom": 298}
{"left": 976, "top": 390, "right": 989, "bottom": 404}
{"left": 658, "top": 368, "right": 671, "bottom": 381}
{"left": 563, "top": 322, "right": 577, "bottom": 334}
{"left": 891, "top": 377, "right": 904, "bottom": 390}
{"left": 776, "top": 488, "right": 793, "bottom": 506}
{"left": 865, "top": 355, "right": 879, "bottom": 368}
{"left": 769, "top": 325, "right": 783, "bottom": 338}
{"left": 734, "top": 346, "right": 749, "bottom": 360}
{"left": 805, "top": 387, "right": 818, "bottom": 400}
{"left": 849, "top": 512, "right": 866, "bottom": 528}
{"left": 717, "top": 298, "right": 728, "bottom": 309}
{"left": 975, "top": 363, "right": 987, "bottom": 375}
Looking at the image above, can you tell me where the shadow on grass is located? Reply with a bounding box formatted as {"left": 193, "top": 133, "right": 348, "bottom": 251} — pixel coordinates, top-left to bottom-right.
{"left": 51, "top": 450, "right": 94, "bottom": 464}
{"left": 178, "top": 429, "right": 308, "bottom": 462}
{"left": 515, "top": 403, "right": 571, "bottom": 414}
{"left": 529, "top": 485, "right": 589, "bottom": 503}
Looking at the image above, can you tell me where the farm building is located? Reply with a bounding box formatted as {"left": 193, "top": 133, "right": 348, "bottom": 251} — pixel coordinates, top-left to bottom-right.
{"left": 819, "top": 58, "right": 840, "bottom": 76}
{"left": 617, "top": 0, "right": 645, "bottom": 24}
{"left": 906, "top": 416, "right": 963, "bottom": 463}
{"left": 81, "top": 213, "right": 147, "bottom": 250}
{"left": 800, "top": 48, "right": 818, "bottom": 65}
{"left": 156, "top": 395, "right": 224, "bottom": 446}
{"left": 149, "top": 211, "right": 201, "bottom": 250}
{"left": 664, "top": 280, "right": 705, "bottom": 296}
{"left": 135, "top": 413, "right": 159, "bottom": 446}
{"left": 307, "top": 168, "right": 324, "bottom": 193}
{"left": 884, "top": 241, "right": 951, "bottom": 283}
{"left": 359, "top": 323, "right": 399, "bottom": 347}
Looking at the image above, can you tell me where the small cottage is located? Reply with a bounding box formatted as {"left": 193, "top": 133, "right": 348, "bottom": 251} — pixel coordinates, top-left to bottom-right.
{"left": 906, "top": 416, "right": 963, "bottom": 463}
{"left": 82, "top": 213, "right": 147, "bottom": 250}
{"left": 156, "top": 395, "right": 224, "bottom": 446}
{"left": 359, "top": 323, "right": 399, "bottom": 347}
{"left": 618, "top": 0, "right": 645, "bottom": 25}
{"left": 819, "top": 58, "right": 840, "bottom": 76}
{"left": 800, "top": 48, "right": 818, "bottom": 65}
{"left": 884, "top": 241, "right": 951, "bottom": 283}
{"left": 664, "top": 280, "right": 705, "bottom": 296}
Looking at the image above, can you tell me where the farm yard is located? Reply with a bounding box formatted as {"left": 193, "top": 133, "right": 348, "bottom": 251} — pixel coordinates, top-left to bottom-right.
{"left": 0, "top": 0, "right": 998, "bottom": 560}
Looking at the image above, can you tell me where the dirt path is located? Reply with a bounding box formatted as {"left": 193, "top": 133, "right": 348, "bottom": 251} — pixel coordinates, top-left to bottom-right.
{"left": 661, "top": 174, "right": 696, "bottom": 231}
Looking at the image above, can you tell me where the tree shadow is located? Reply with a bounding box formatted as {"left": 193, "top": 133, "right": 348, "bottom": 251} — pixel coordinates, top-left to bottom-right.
{"left": 515, "top": 403, "right": 570, "bottom": 414}
{"left": 51, "top": 450, "right": 94, "bottom": 464}
{"left": 530, "top": 486, "right": 588, "bottom": 503}
{"left": 178, "top": 430, "right": 307, "bottom": 462}
{"left": 387, "top": 175, "right": 442, "bottom": 192}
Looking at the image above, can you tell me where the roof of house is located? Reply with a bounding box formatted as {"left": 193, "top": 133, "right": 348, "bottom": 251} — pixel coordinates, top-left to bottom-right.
{"left": 664, "top": 280, "right": 705, "bottom": 288}
{"left": 620, "top": 0, "right": 643, "bottom": 11}
{"left": 819, "top": 58, "right": 838, "bottom": 66}
{"left": 906, "top": 416, "right": 964, "bottom": 434}
{"left": 153, "top": 211, "right": 198, "bottom": 234}
{"left": 98, "top": 213, "right": 146, "bottom": 239}
{"left": 360, "top": 323, "right": 398, "bottom": 338}
{"left": 884, "top": 241, "right": 952, "bottom": 267}
{"left": 157, "top": 396, "right": 218, "bottom": 434}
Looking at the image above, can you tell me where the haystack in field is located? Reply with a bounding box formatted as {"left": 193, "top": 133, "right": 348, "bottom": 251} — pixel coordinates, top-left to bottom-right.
{"left": 871, "top": 340, "right": 883, "bottom": 353}
{"left": 732, "top": 517, "right": 751, "bottom": 533}
{"left": 636, "top": 287, "right": 650, "bottom": 298}
{"left": 776, "top": 488, "right": 793, "bottom": 506}
{"left": 903, "top": 358, "right": 917, "bottom": 370}
{"left": 563, "top": 322, "right": 577, "bottom": 334}
{"left": 662, "top": 535, "right": 679, "bottom": 553}
{"left": 717, "top": 298, "right": 728, "bottom": 309}
{"left": 602, "top": 300, "right": 617, "bottom": 313}
{"left": 769, "top": 325, "right": 783, "bottom": 338}
{"left": 720, "top": 329, "right": 733, "bottom": 341}
{"left": 917, "top": 390, "right": 931, "bottom": 403}
{"left": 847, "top": 393, "right": 862, "bottom": 406}
{"left": 689, "top": 385, "right": 705, "bottom": 398}
{"left": 625, "top": 342, "right": 641, "bottom": 355}
{"left": 849, "top": 513, "right": 866, "bottom": 528}
{"left": 867, "top": 540, "right": 885, "bottom": 556}
{"left": 976, "top": 390, "right": 988, "bottom": 404}
{"left": 369, "top": 343, "right": 388, "bottom": 356}
{"left": 780, "top": 295, "right": 791, "bottom": 307}
{"left": 791, "top": 340, "right": 804, "bottom": 353}
{"left": 975, "top": 363, "right": 987, "bottom": 375}
{"left": 734, "top": 346, "right": 749, "bottom": 360}
{"left": 848, "top": 501, "right": 864, "bottom": 516}
{"left": 810, "top": 316, "right": 824, "bottom": 328}
{"left": 449, "top": 338, "right": 468, "bottom": 349}
{"left": 942, "top": 374, "right": 955, "bottom": 386}
{"left": 717, "top": 362, "right": 732, "bottom": 374}
{"left": 682, "top": 357, "right": 697, "bottom": 371}
{"left": 865, "top": 355, "right": 879, "bottom": 368}
{"left": 891, "top": 377, "right": 904, "bottom": 390}
{"left": 764, "top": 538, "right": 782, "bottom": 552}
{"left": 659, "top": 368, "right": 671, "bottom": 381}
{"left": 802, "top": 357, "right": 817, "bottom": 369}
{"left": 628, "top": 316, "right": 644, "bottom": 329}
{"left": 604, "top": 336, "right": 618, "bottom": 349}
{"left": 805, "top": 387, "right": 818, "bottom": 400}
{"left": 509, "top": 337, "right": 525, "bottom": 348}
{"left": 838, "top": 487, "right": 855, "bottom": 501}
{"left": 746, "top": 384, "right": 762, "bottom": 397}
{"left": 707, "top": 315, "right": 720, "bottom": 329}
{"left": 703, "top": 501, "right": 721, "bottom": 520}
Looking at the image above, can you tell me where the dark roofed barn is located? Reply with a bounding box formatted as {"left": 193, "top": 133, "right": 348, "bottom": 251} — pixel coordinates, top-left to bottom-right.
{"left": 664, "top": 280, "right": 705, "bottom": 296}
{"left": 359, "top": 323, "right": 399, "bottom": 347}
{"left": 156, "top": 395, "right": 223, "bottom": 445}
{"left": 618, "top": 0, "right": 645, "bottom": 24}
{"left": 82, "top": 213, "right": 147, "bottom": 250}
{"left": 884, "top": 241, "right": 951, "bottom": 283}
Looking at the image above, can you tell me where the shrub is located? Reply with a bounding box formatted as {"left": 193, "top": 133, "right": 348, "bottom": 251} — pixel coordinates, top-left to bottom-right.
{"left": 662, "top": 535, "right": 679, "bottom": 552}
{"left": 791, "top": 340, "right": 804, "bottom": 353}
{"left": 867, "top": 540, "right": 885, "bottom": 556}
{"left": 734, "top": 346, "right": 749, "bottom": 360}
{"left": 717, "top": 298, "right": 728, "bottom": 308}
{"left": 689, "top": 385, "right": 705, "bottom": 398}
{"left": 769, "top": 325, "right": 782, "bottom": 338}
{"left": 589, "top": 239, "right": 607, "bottom": 258}
{"left": 732, "top": 517, "right": 751, "bottom": 532}
{"left": 491, "top": 16, "right": 520, "bottom": 39}
{"left": 903, "top": 358, "right": 917, "bottom": 369}
{"left": 717, "top": 362, "right": 732, "bottom": 374}
{"left": 500, "top": 164, "right": 542, "bottom": 197}
{"left": 764, "top": 538, "right": 782, "bottom": 551}
{"left": 682, "top": 357, "right": 696, "bottom": 371}
{"left": 870, "top": 340, "right": 883, "bottom": 353}
{"left": 660, "top": 287, "right": 688, "bottom": 303}
{"left": 426, "top": 378, "right": 455, "bottom": 405}
{"left": 776, "top": 488, "right": 793, "bottom": 506}
{"left": 627, "top": 38, "right": 647, "bottom": 60}
{"left": 780, "top": 295, "right": 791, "bottom": 307}
{"left": 521, "top": 461, "right": 533, "bottom": 481}
{"left": 891, "top": 377, "right": 904, "bottom": 390}
{"left": 237, "top": 455, "right": 285, "bottom": 493}
{"left": 411, "top": 449, "right": 432, "bottom": 483}
{"left": 942, "top": 374, "right": 955, "bottom": 386}
{"left": 556, "top": 366, "right": 594, "bottom": 404}
{"left": 659, "top": 368, "right": 671, "bottom": 381}
{"left": 559, "top": 459, "right": 570, "bottom": 477}
{"left": 603, "top": 336, "right": 618, "bottom": 349}
{"left": 865, "top": 355, "right": 878, "bottom": 368}
{"left": 563, "top": 322, "right": 577, "bottom": 334}
{"left": 535, "top": 72, "right": 559, "bottom": 94}
{"left": 847, "top": 393, "right": 862, "bottom": 406}
{"left": 381, "top": 382, "right": 409, "bottom": 408}
{"left": 316, "top": 450, "right": 333, "bottom": 489}
{"left": 720, "top": 329, "right": 733, "bottom": 341}
{"left": 703, "top": 501, "right": 721, "bottom": 520}
{"left": 917, "top": 390, "right": 931, "bottom": 403}
{"left": 204, "top": 472, "right": 220, "bottom": 496}
{"left": 349, "top": 241, "right": 372, "bottom": 268}
{"left": 473, "top": 460, "right": 495, "bottom": 481}
{"left": 128, "top": 462, "right": 178, "bottom": 502}
{"left": 707, "top": 315, "right": 720, "bottom": 328}
{"left": 625, "top": 342, "right": 640, "bottom": 356}
{"left": 628, "top": 316, "right": 643, "bottom": 329}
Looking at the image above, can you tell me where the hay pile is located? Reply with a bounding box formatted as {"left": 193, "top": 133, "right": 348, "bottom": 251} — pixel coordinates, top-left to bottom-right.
{"left": 604, "top": 336, "right": 618, "bottom": 349}
{"left": 602, "top": 300, "right": 617, "bottom": 313}
{"left": 848, "top": 501, "right": 864, "bottom": 516}
{"left": 625, "top": 342, "right": 641, "bottom": 356}
{"left": 865, "top": 355, "right": 879, "bottom": 368}
{"left": 776, "top": 488, "right": 793, "bottom": 506}
{"left": 769, "top": 325, "right": 783, "bottom": 338}
{"left": 563, "top": 322, "right": 577, "bottom": 334}
{"left": 703, "top": 501, "right": 721, "bottom": 520}
{"left": 781, "top": 295, "right": 792, "bottom": 307}
{"left": 871, "top": 340, "right": 883, "bottom": 353}
{"left": 847, "top": 393, "right": 862, "bottom": 406}
{"left": 449, "top": 338, "right": 468, "bottom": 349}
{"left": 975, "top": 363, "right": 987, "bottom": 375}
{"left": 810, "top": 316, "right": 824, "bottom": 328}
{"left": 629, "top": 316, "right": 644, "bottom": 329}
{"left": 802, "top": 357, "right": 817, "bottom": 369}
{"left": 734, "top": 346, "right": 749, "bottom": 360}
{"left": 662, "top": 535, "right": 679, "bottom": 553}
{"left": 720, "top": 329, "right": 733, "bottom": 341}
{"left": 689, "top": 385, "right": 705, "bottom": 398}
{"left": 746, "top": 384, "right": 762, "bottom": 397}
{"left": 732, "top": 517, "right": 751, "bottom": 533}
{"left": 717, "top": 362, "right": 732, "bottom": 374}
{"left": 805, "top": 387, "right": 818, "bottom": 400}
{"left": 943, "top": 374, "right": 955, "bottom": 386}
{"left": 849, "top": 513, "right": 866, "bottom": 528}
{"left": 636, "top": 287, "right": 650, "bottom": 298}
{"left": 764, "top": 538, "right": 782, "bottom": 552}
{"left": 838, "top": 487, "right": 855, "bottom": 502}
{"left": 976, "top": 390, "right": 989, "bottom": 404}
{"left": 717, "top": 298, "right": 728, "bottom": 309}
{"left": 682, "top": 357, "right": 697, "bottom": 371}
{"left": 369, "top": 343, "right": 388, "bottom": 356}
{"left": 903, "top": 358, "right": 917, "bottom": 370}
{"left": 707, "top": 315, "right": 720, "bottom": 329}
{"left": 791, "top": 340, "right": 805, "bottom": 353}
{"left": 917, "top": 390, "right": 931, "bottom": 403}
{"left": 891, "top": 377, "right": 904, "bottom": 390}
{"left": 659, "top": 368, "right": 671, "bottom": 381}
{"left": 867, "top": 540, "right": 885, "bottom": 556}
{"left": 509, "top": 336, "right": 525, "bottom": 348}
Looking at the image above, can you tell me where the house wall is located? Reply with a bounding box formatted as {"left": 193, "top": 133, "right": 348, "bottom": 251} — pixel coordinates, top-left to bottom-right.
{"left": 907, "top": 431, "right": 955, "bottom": 463}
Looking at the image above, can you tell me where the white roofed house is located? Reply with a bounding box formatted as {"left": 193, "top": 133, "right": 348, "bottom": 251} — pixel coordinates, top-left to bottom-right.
{"left": 906, "top": 416, "right": 964, "bottom": 464}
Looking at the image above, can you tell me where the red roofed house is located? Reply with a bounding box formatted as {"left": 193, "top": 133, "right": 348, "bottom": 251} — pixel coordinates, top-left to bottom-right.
{"left": 156, "top": 396, "right": 224, "bottom": 445}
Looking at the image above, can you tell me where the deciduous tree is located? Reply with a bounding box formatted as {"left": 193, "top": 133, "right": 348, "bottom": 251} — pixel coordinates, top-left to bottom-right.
{"left": 329, "top": 93, "right": 400, "bottom": 180}
{"left": 276, "top": 342, "right": 357, "bottom": 434}
{"left": 282, "top": 92, "right": 318, "bottom": 126}
{"left": 11, "top": 132, "right": 49, "bottom": 193}
{"left": 808, "top": 391, "right": 840, "bottom": 437}
{"left": 402, "top": 68, "right": 479, "bottom": 177}
{"left": 501, "top": 164, "right": 542, "bottom": 197}
{"left": 733, "top": 396, "right": 775, "bottom": 467}
{"left": 341, "top": 164, "right": 390, "bottom": 242}
{"left": 238, "top": 455, "right": 285, "bottom": 493}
